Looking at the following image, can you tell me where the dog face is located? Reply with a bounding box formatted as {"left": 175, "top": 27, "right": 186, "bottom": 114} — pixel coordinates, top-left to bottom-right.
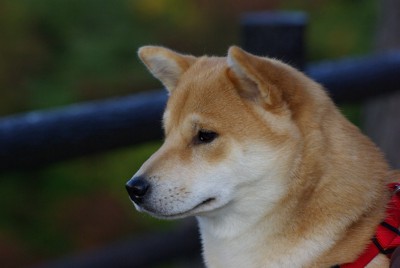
{"left": 126, "top": 46, "right": 305, "bottom": 220}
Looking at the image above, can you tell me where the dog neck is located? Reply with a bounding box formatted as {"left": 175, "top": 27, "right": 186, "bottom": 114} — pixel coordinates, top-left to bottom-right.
{"left": 195, "top": 170, "right": 390, "bottom": 268}
{"left": 195, "top": 189, "right": 329, "bottom": 267}
{"left": 196, "top": 206, "right": 275, "bottom": 267}
{"left": 196, "top": 205, "right": 335, "bottom": 267}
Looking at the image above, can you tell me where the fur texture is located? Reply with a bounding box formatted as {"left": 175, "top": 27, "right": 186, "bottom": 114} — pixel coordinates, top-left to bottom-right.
{"left": 128, "top": 45, "right": 395, "bottom": 267}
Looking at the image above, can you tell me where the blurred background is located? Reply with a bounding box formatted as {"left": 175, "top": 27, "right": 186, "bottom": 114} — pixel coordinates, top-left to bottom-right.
{"left": 1, "top": 0, "right": 398, "bottom": 267}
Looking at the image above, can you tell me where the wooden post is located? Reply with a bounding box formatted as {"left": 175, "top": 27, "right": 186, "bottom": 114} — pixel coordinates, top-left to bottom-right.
{"left": 241, "top": 11, "right": 307, "bottom": 70}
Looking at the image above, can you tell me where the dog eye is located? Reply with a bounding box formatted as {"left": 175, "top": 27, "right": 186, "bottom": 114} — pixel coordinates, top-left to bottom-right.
{"left": 196, "top": 130, "right": 218, "bottom": 144}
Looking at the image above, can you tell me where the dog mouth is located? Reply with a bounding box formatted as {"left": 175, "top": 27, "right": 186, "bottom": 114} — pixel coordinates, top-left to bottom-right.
{"left": 191, "top": 197, "right": 216, "bottom": 211}
{"left": 146, "top": 197, "right": 217, "bottom": 219}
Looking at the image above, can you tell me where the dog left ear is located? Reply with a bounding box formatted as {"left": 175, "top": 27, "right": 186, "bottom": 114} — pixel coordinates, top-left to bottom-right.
{"left": 227, "top": 46, "right": 284, "bottom": 108}
{"left": 138, "top": 46, "right": 196, "bottom": 93}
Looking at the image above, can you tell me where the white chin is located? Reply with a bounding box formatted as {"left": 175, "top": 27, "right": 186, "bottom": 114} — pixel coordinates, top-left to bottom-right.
{"left": 148, "top": 197, "right": 223, "bottom": 220}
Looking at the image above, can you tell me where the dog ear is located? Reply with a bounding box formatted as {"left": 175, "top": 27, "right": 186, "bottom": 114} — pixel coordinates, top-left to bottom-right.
{"left": 227, "top": 46, "right": 284, "bottom": 108}
{"left": 138, "top": 46, "right": 196, "bottom": 93}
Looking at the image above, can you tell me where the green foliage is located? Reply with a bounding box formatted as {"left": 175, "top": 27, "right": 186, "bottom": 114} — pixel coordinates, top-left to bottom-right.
{"left": 340, "top": 103, "right": 363, "bottom": 127}
{"left": 281, "top": 0, "right": 378, "bottom": 60}
{"left": 0, "top": 0, "right": 239, "bottom": 115}
{"left": 0, "top": 142, "right": 172, "bottom": 265}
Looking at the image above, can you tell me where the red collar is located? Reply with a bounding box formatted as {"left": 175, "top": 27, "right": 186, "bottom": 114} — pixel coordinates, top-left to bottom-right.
{"left": 338, "top": 183, "right": 400, "bottom": 268}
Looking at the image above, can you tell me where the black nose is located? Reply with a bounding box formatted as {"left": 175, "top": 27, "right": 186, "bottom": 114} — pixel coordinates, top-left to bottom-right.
{"left": 126, "top": 176, "right": 150, "bottom": 204}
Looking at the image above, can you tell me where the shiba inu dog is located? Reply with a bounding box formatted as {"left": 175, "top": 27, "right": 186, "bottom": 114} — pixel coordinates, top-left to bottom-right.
{"left": 126, "top": 46, "right": 398, "bottom": 267}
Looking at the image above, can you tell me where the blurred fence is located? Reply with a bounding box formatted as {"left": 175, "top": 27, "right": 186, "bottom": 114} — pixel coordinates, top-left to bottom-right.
{"left": 1, "top": 11, "right": 400, "bottom": 268}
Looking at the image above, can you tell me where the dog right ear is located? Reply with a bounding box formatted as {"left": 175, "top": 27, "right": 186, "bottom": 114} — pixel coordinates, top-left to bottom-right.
{"left": 138, "top": 46, "right": 196, "bottom": 93}
{"left": 227, "top": 46, "right": 284, "bottom": 109}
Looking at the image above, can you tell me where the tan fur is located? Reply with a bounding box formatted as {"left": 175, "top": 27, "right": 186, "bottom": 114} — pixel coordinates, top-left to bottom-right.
{"left": 131, "top": 45, "right": 396, "bottom": 267}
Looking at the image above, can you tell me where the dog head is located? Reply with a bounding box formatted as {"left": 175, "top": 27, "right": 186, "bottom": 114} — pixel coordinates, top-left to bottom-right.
{"left": 126, "top": 46, "right": 321, "bottom": 220}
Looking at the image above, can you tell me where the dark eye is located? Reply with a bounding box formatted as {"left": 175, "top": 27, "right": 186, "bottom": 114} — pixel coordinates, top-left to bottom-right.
{"left": 196, "top": 130, "right": 218, "bottom": 144}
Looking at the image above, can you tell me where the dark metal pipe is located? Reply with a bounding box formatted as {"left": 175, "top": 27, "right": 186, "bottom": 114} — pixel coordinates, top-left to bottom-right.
{"left": 307, "top": 52, "right": 400, "bottom": 103}
{"left": 1, "top": 54, "right": 400, "bottom": 173}
{"left": 0, "top": 90, "right": 167, "bottom": 172}
{"left": 33, "top": 220, "right": 201, "bottom": 268}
